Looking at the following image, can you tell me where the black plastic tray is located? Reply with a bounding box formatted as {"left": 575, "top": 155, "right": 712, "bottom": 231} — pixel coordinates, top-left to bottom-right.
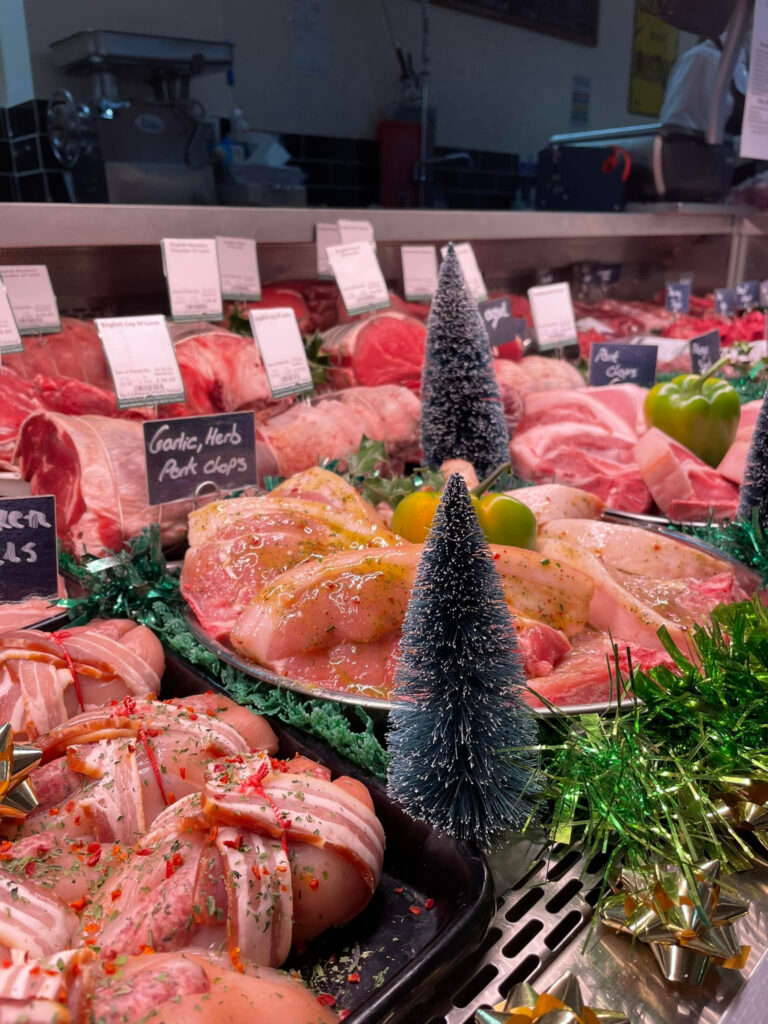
{"left": 26, "top": 614, "right": 495, "bottom": 1024}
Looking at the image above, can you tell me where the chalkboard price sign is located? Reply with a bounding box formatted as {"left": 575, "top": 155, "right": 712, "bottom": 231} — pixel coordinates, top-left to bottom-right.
{"left": 143, "top": 413, "right": 257, "bottom": 506}
{"left": 689, "top": 330, "right": 721, "bottom": 375}
{"left": 588, "top": 342, "right": 658, "bottom": 387}
{"left": 0, "top": 496, "right": 58, "bottom": 603}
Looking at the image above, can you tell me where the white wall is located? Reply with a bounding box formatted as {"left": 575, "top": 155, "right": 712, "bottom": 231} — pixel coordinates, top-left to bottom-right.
{"left": 21, "top": 0, "right": 692, "bottom": 154}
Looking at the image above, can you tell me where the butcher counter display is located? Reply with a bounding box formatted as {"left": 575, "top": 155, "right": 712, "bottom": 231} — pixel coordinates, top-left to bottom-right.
{"left": 2, "top": 222, "right": 768, "bottom": 1024}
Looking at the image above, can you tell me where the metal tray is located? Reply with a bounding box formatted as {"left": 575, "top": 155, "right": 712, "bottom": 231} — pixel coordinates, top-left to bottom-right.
{"left": 183, "top": 608, "right": 616, "bottom": 719}
{"left": 161, "top": 648, "right": 496, "bottom": 1024}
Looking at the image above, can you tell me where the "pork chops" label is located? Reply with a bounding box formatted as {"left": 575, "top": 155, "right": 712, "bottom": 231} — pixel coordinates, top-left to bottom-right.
{"left": 143, "top": 413, "right": 257, "bottom": 505}
{"left": 589, "top": 342, "right": 658, "bottom": 387}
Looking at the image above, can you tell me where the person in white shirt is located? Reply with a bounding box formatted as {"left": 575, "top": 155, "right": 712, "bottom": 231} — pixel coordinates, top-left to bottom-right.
{"left": 660, "top": 35, "right": 749, "bottom": 137}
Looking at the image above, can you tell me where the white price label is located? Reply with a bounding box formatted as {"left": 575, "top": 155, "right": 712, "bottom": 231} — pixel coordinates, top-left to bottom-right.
{"left": 248, "top": 307, "right": 313, "bottom": 399}
{"left": 337, "top": 219, "right": 375, "bottom": 247}
{"left": 0, "top": 266, "right": 60, "bottom": 335}
{"left": 401, "top": 245, "right": 438, "bottom": 302}
{"left": 440, "top": 243, "right": 487, "bottom": 301}
{"left": 215, "top": 237, "right": 261, "bottom": 301}
{"left": 316, "top": 223, "right": 341, "bottom": 278}
{"left": 161, "top": 238, "right": 223, "bottom": 322}
{"left": 528, "top": 282, "right": 578, "bottom": 351}
{"left": 0, "top": 282, "right": 22, "bottom": 354}
{"left": 327, "top": 242, "right": 390, "bottom": 316}
{"left": 96, "top": 315, "right": 185, "bottom": 409}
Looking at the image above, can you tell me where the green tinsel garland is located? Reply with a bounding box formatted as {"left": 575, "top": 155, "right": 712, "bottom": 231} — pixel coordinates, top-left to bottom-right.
{"left": 58, "top": 530, "right": 389, "bottom": 779}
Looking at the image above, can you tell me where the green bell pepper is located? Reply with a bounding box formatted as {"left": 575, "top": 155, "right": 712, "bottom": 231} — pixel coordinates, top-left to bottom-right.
{"left": 644, "top": 356, "right": 740, "bottom": 467}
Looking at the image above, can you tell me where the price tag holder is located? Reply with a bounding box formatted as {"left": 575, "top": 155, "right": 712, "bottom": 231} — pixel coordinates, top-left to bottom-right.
{"left": 441, "top": 243, "right": 487, "bottom": 301}
{"left": 0, "top": 496, "right": 58, "bottom": 602}
{"left": 327, "top": 242, "right": 390, "bottom": 316}
{"left": 215, "top": 237, "right": 261, "bottom": 301}
{"left": 160, "top": 238, "right": 223, "bottom": 323}
{"left": 736, "top": 280, "right": 760, "bottom": 310}
{"left": 401, "top": 245, "right": 438, "bottom": 302}
{"left": 689, "top": 330, "right": 721, "bottom": 375}
{"left": 715, "top": 288, "right": 736, "bottom": 316}
{"left": 537, "top": 268, "right": 557, "bottom": 286}
{"left": 478, "top": 297, "right": 522, "bottom": 347}
{"left": 316, "top": 223, "right": 341, "bottom": 278}
{"left": 0, "top": 281, "right": 22, "bottom": 354}
{"left": 337, "top": 219, "right": 375, "bottom": 246}
{"left": 589, "top": 342, "right": 658, "bottom": 387}
{"left": 95, "top": 315, "right": 186, "bottom": 409}
{"left": 665, "top": 281, "right": 690, "bottom": 315}
{"left": 248, "top": 307, "right": 313, "bottom": 399}
{"left": 595, "top": 264, "right": 621, "bottom": 287}
{"left": 0, "top": 266, "right": 60, "bottom": 335}
{"left": 143, "top": 412, "right": 257, "bottom": 506}
{"left": 528, "top": 282, "right": 577, "bottom": 351}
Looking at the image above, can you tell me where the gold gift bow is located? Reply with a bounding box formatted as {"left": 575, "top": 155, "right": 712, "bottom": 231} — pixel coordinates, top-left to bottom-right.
{"left": 601, "top": 859, "right": 750, "bottom": 985}
{"left": 0, "top": 723, "right": 41, "bottom": 819}
{"left": 474, "top": 971, "right": 630, "bottom": 1024}
{"left": 712, "top": 780, "right": 768, "bottom": 859}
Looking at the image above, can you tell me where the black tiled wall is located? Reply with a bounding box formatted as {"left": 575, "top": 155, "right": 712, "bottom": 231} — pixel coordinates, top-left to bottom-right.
{"left": 0, "top": 100, "right": 71, "bottom": 203}
{"left": 431, "top": 146, "right": 519, "bottom": 209}
{"left": 282, "top": 133, "right": 380, "bottom": 207}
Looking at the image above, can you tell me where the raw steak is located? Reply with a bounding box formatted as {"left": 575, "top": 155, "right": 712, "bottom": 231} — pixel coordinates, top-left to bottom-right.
{"left": 493, "top": 356, "right": 585, "bottom": 396}
{"left": 227, "top": 284, "right": 314, "bottom": 335}
{"left": 321, "top": 311, "right": 427, "bottom": 390}
{"left": 510, "top": 421, "right": 652, "bottom": 512}
{"left": 634, "top": 427, "right": 739, "bottom": 521}
{"left": 15, "top": 412, "right": 192, "bottom": 554}
{"left": 5, "top": 317, "right": 112, "bottom": 389}
{"left": 33, "top": 373, "right": 152, "bottom": 419}
{"left": 254, "top": 385, "right": 420, "bottom": 478}
{"left": 518, "top": 390, "right": 638, "bottom": 441}
{"left": 0, "top": 366, "right": 45, "bottom": 465}
{"left": 585, "top": 383, "right": 648, "bottom": 436}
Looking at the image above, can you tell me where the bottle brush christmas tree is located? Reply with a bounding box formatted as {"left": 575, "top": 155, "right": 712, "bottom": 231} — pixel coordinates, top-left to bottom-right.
{"left": 420, "top": 242, "right": 510, "bottom": 478}
{"left": 387, "top": 473, "right": 538, "bottom": 851}
{"left": 739, "top": 388, "right": 768, "bottom": 532}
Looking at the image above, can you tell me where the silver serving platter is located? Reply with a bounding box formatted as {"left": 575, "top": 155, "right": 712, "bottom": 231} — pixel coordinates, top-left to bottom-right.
{"left": 184, "top": 518, "right": 764, "bottom": 720}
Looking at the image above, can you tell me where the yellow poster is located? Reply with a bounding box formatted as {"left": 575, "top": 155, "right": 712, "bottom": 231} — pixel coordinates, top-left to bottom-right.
{"left": 628, "top": 0, "right": 680, "bottom": 117}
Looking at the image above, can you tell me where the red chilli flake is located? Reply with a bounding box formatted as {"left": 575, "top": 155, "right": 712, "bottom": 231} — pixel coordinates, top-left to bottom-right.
{"left": 425, "top": 898, "right": 435, "bottom": 910}
{"left": 316, "top": 994, "right": 336, "bottom": 1008}
{"left": 409, "top": 905, "right": 421, "bottom": 916}
{"left": 240, "top": 760, "right": 290, "bottom": 858}
{"left": 339, "top": 1013, "right": 351, "bottom": 1022}
{"left": 138, "top": 727, "right": 169, "bottom": 807}
{"left": 393, "top": 887, "right": 403, "bottom": 894}
{"left": 46, "top": 631, "right": 85, "bottom": 713}
{"left": 309, "top": 878, "right": 319, "bottom": 890}
{"left": 347, "top": 972, "right": 360, "bottom": 984}
{"left": 135, "top": 849, "right": 153, "bottom": 857}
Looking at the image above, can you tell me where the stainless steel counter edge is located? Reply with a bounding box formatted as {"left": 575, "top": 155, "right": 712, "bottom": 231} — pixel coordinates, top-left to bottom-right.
{"left": 0, "top": 203, "right": 742, "bottom": 248}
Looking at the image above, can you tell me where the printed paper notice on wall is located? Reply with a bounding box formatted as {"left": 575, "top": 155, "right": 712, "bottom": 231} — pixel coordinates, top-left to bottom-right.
{"left": 96, "top": 314, "right": 186, "bottom": 409}
{"left": 401, "top": 245, "right": 438, "bottom": 302}
{"left": 741, "top": 0, "right": 768, "bottom": 159}
{"left": 0, "top": 281, "right": 22, "bottom": 354}
{"left": 215, "top": 237, "right": 261, "bottom": 301}
{"left": 327, "top": 241, "right": 390, "bottom": 316}
{"left": 0, "top": 496, "right": 58, "bottom": 602}
{"left": 248, "top": 307, "right": 313, "bottom": 399}
{"left": 441, "top": 243, "right": 487, "bottom": 302}
{"left": 161, "top": 238, "right": 223, "bottom": 323}
{"left": 528, "top": 282, "right": 578, "bottom": 351}
{"left": 316, "top": 223, "right": 341, "bottom": 278}
{"left": 0, "top": 266, "right": 60, "bottom": 335}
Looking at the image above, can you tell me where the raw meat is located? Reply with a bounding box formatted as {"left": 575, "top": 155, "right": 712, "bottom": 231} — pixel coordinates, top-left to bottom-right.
{"left": 585, "top": 382, "right": 648, "bottom": 436}
{"left": 510, "top": 421, "right": 652, "bottom": 512}
{"left": 83, "top": 950, "right": 338, "bottom": 1024}
{"left": 493, "top": 356, "right": 585, "bottom": 396}
{"left": 0, "top": 366, "right": 45, "bottom": 465}
{"left": 0, "top": 596, "right": 59, "bottom": 630}
{"left": 634, "top": 428, "right": 739, "bottom": 521}
{"left": 0, "top": 620, "right": 163, "bottom": 739}
{"left": 321, "top": 311, "right": 427, "bottom": 390}
{"left": 182, "top": 494, "right": 399, "bottom": 638}
{"left": 511, "top": 485, "right": 604, "bottom": 525}
{"left": 162, "top": 323, "right": 291, "bottom": 421}
{"left": 336, "top": 290, "right": 430, "bottom": 324}
{"left": 539, "top": 519, "right": 731, "bottom": 579}
{"left": 230, "top": 543, "right": 593, "bottom": 694}
{"left": 33, "top": 373, "right": 152, "bottom": 420}
{"left": 718, "top": 400, "right": 763, "bottom": 484}
{"left": 518, "top": 390, "right": 638, "bottom": 441}
{"left": 5, "top": 318, "right": 112, "bottom": 389}
{"left": 524, "top": 632, "right": 674, "bottom": 708}
{"left": 16, "top": 412, "right": 191, "bottom": 554}
{"left": 270, "top": 465, "right": 387, "bottom": 524}
{"left": 228, "top": 284, "right": 314, "bottom": 335}
{"left": 254, "top": 385, "right": 420, "bottom": 478}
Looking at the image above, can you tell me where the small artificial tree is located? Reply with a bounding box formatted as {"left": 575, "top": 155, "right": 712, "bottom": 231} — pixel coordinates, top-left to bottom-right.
{"left": 387, "top": 473, "right": 538, "bottom": 851}
{"left": 738, "top": 389, "right": 768, "bottom": 533}
{"left": 420, "top": 242, "right": 510, "bottom": 479}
